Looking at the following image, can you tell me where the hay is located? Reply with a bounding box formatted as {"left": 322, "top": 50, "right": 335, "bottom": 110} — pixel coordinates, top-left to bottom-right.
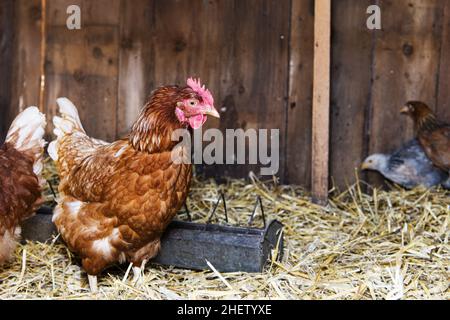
{"left": 0, "top": 160, "right": 448, "bottom": 300}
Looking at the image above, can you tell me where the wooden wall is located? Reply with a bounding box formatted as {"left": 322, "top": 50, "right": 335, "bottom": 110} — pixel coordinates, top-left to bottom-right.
{"left": 0, "top": 0, "right": 14, "bottom": 143}
{"left": 1, "top": 0, "right": 449, "bottom": 190}
{"left": 331, "top": 0, "right": 449, "bottom": 189}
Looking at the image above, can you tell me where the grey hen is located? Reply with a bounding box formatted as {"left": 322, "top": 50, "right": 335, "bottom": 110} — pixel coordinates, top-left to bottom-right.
{"left": 362, "top": 139, "right": 449, "bottom": 189}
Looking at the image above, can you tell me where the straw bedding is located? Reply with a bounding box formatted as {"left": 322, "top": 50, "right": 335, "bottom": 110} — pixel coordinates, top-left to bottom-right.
{"left": 0, "top": 159, "right": 448, "bottom": 299}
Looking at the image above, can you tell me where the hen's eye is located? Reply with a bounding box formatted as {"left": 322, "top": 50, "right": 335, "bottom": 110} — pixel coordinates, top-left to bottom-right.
{"left": 188, "top": 99, "right": 198, "bottom": 107}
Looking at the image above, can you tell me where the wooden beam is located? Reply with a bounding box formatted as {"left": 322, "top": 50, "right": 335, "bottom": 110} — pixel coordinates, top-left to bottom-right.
{"left": 311, "top": 0, "right": 331, "bottom": 204}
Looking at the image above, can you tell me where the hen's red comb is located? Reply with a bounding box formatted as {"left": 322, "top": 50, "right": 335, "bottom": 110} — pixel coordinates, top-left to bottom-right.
{"left": 187, "top": 78, "right": 214, "bottom": 106}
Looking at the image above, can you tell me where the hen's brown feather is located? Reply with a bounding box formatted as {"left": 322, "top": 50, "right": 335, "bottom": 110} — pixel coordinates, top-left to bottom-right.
{"left": 52, "top": 87, "right": 196, "bottom": 275}
{"left": 404, "top": 101, "right": 450, "bottom": 172}
{"left": 418, "top": 127, "right": 450, "bottom": 171}
{"left": 0, "top": 107, "right": 46, "bottom": 264}
{"left": 0, "top": 144, "right": 42, "bottom": 229}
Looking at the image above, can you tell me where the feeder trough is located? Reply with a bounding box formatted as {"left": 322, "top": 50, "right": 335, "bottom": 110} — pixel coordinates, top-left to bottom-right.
{"left": 21, "top": 194, "right": 284, "bottom": 273}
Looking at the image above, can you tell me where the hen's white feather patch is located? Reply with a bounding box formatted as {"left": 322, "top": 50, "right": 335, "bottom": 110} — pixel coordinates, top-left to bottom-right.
{"left": 52, "top": 204, "right": 63, "bottom": 222}
{"left": 114, "top": 145, "right": 127, "bottom": 158}
{"left": 6, "top": 107, "right": 46, "bottom": 150}
{"left": 50, "top": 98, "right": 88, "bottom": 162}
{"left": 0, "top": 229, "right": 19, "bottom": 264}
{"left": 5, "top": 106, "right": 47, "bottom": 186}
{"left": 56, "top": 97, "right": 85, "bottom": 133}
{"left": 47, "top": 140, "right": 58, "bottom": 161}
{"left": 92, "top": 238, "right": 113, "bottom": 258}
{"left": 92, "top": 228, "right": 120, "bottom": 259}
{"left": 66, "top": 201, "right": 82, "bottom": 218}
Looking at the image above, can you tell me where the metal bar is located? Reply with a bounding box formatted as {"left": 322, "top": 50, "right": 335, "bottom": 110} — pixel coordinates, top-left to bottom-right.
{"left": 46, "top": 180, "right": 57, "bottom": 201}
{"left": 183, "top": 202, "right": 192, "bottom": 222}
{"left": 207, "top": 192, "right": 228, "bottom": 224}
{"left": 248, "top": 196, "right": 266, "bottom": 228}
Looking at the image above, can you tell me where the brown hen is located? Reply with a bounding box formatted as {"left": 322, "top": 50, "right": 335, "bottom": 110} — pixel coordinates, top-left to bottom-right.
{"left": 0, "top": 107, "right": 46, "bottom": 264}
{"left": 48, "top": 78, "right": 219, "bottom": 291}
{"left": 401, "top": 101, "right": 450, "bottom": 172}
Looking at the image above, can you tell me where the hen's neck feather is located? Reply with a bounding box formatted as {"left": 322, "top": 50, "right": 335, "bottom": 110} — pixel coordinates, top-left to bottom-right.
{"left": 128, "top": 95, "right": 185, "bottom": 154}
{"left": 415, "top": 112, "right": 441, "bottom": 133}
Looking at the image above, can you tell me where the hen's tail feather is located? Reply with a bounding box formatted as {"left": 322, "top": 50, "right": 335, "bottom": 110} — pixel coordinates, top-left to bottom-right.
{"left": 49, "top": 97, "right": 85, "bottom": 161}
{"left": 5, "top": 106, "right": 47, "bottom": 186}
{"left": 53, "top": 97, "right": 85, "bottom": 135}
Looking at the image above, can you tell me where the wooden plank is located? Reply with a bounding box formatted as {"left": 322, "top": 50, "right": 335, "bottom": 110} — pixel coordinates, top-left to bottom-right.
{"left": 117, "top": 0, "right": 155, "bottom": 138}
{"left": 9, "top": 0, "right": 42, "bottom": 114}
{"left": 121, "top": 0, "right": 290, "bottom": 181}
{"left": 437, "top": 1, "right": 450, "bottom": 120}
{"left": 286, "top": 0, "right": 314, "bottom": 187}
{"left": 44, "top": 0, "right": 121, "bottom": 141}
{"left": 221, "top": 0, "right": 289, "bottom": 180}
{"left": 329, "top": 0, "right": 374, "bottom": 190}
{"left": 46, "top": 0, "right": 120, "bottom": 26}
{"left": 0, "top": 0, "right": 15, "bottom": 142}
{"left": 368, "top": 0, "right": 445, "bottom": 187}
{"left": 118, "top": 0, "right": 233, "bottom": 140}
{"left": 311, "top": 0, "right": 331, "bottom": 203}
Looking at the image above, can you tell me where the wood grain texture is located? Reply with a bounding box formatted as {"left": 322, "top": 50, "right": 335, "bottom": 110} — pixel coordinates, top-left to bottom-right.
{"left": 9, "top": 0, "right": 42, "bottom": 114}
{"left": 118, "top": 0, "right": 235, "bottom": 170}
{"left": 437, "top": 0, "right": 450, "bottom": 121}
{"left": 286, "top": 0, "right": 314, "bottom": 187}
{"left": 44, "top": 0, "right": 121, "bottom": 141}
{"left": 2, "top": 0, "right": 449, "bottom": 189}
{"left": 219, "top": 0, "right": 290, "bottom": 180}
{"left": 46, "top": 0, "right": 120, "bottom": 26}
{"left": 0, "top": 0, "right": 15, "bottom": 142}
{"left": 330, "top": 0, "right": 374, "bottom": 190}
{"left": 117, "top": 0, "right": 155, "bottom": 138}
{"left": 311, "top": 0, "right": 331, "bottom": 203}
{"left": 368, "top": 0, "right": 445, "bottom": 187}
{"left": 137, "top": 0, "right": 291, "bottom": 180}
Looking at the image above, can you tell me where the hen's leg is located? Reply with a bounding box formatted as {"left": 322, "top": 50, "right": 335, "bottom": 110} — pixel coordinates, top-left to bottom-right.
{"left": 132, "top": 259, "right": 148, "bottom": 284}
{"left": 88, "top": 275, "right": 98, "bottom": 293}
{"left": 82, "top": 256, "right": 111, "bottom": 293}
{"left": 0, "top": 228, "right": 20, "bottom": 265}
{"left": 128, "top": 240, "right": 160, "bottom": 285}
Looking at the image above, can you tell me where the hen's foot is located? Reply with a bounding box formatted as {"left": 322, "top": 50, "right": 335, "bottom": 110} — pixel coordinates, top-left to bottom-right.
{"left": 132, "top": 259, "right": 148, "bottom": 285}
{"left": 132, "top": 266, "right": 142, "bottom": 285}
{"left": 88, "top": 275, "right": 98, "bottom": 293}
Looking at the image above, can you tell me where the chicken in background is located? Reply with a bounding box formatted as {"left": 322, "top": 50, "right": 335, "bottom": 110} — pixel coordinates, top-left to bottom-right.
{"left": 362, "top": 139, "right": 450, "bottom": 189}
{"left": 0, "top": 107, "right": 46, "bottom": 264}
{"left": 48, "top": 78, "right": 220, "bottom": 292}
{"left": 401, "top": 101, "right": 450, "bottom": 174}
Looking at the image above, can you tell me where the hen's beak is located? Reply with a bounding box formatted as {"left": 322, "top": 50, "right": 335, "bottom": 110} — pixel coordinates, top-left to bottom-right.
{"left": 361, "top": 162, "right": 370, "bottom": 170}
{"left": 203, "top": 106, "right": 220, "bottom": 118}
{"left": 400, "top": 106, "right": 409, "bottom": 114}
